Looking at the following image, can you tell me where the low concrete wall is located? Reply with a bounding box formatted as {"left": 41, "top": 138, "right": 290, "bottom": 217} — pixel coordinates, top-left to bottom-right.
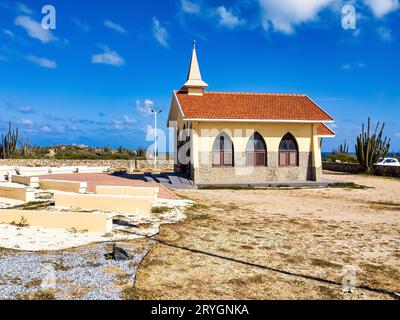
{"left": 11, "top": 175, "right": 39, "bottom": 188}
{"left": 0, "top": 184, "right": 35, "bottom": 202}
{"left": 0, "top": 210, "right": 112, "bottom": 233}
{"left": 0, "top": 159, "right": 174, "bottom": 172}
{"left": 374, "top": 165, "right": 400, "bottom": 178}
{"left": 54, "top": 192, "right": 153, "bottom": 215}
{"left": 322, "top": 162, "right": 400, "bottom": 177}
{"left": 135, "top": 160, "right": 174, "bottom": 171}
{"left": 322, "top": 162, "right": 363, "bottom": 174}
{"left": 96, "top": 186, "right": 159, "bottom": 201}
{"left": 40, "top": 179, "right": 87, "bottom": 193}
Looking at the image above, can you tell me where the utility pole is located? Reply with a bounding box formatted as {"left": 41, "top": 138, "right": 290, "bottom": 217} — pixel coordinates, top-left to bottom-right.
{"left": 151, "top": 109, "right": 162, "bottom": 171}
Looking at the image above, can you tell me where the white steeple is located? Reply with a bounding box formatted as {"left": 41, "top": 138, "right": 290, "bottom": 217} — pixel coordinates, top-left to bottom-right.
{"left": 182, "top": 40, "right": 208, "bottom": 95}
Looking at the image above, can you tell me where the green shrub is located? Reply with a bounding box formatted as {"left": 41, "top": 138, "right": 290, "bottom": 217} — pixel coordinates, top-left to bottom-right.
{"left": 324, "top": 153, "right": 358, "bottom": 164}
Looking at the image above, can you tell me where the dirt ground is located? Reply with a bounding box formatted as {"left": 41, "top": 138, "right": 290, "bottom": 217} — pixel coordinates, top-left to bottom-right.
{"left": 133, "top": 172, "right": 400, "bottom": 300}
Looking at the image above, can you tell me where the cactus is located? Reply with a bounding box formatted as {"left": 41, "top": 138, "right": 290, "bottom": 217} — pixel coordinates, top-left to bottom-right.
{"left": 0, "top": 122, "right": 19, "bottom": 159}
{"left": 356, "top": 118, "right": 391, "bottom": 173}
{"left": 18, "top": 135, "right": 31, "bottom": 157}
{"left": 333, "top": 140, "right": 349, "bottom": 155}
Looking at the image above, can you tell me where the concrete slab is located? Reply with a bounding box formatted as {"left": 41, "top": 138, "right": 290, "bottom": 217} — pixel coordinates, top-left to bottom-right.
{"left": 54, "top": 192, "right": 153, "bottom": 216}
{"left": 40, "top": 179, "right": 87, "bottom": 193}
{"left": 11, "top": 175, "right": 40, "bottom": 188}
{"left": 0, "top": 183, "right": 35, "bottom": 202}
{"left": 96, "top": 185, "right": 159, "bottom": 201}
{"left": 0, "top": 209, "right": 112, "bottom": 233}
{"left": 77, "top": 166, "right": 110, "bottom": 173}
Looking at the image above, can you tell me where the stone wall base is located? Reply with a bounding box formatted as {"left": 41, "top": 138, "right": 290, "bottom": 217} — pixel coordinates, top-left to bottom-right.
{"left": 193, "top": 152, "right": 319, "bottom": 185}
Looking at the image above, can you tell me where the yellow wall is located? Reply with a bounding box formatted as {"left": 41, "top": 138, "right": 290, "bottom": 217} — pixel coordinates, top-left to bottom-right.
{"left": 191, "top": 121, "right": 319, "bottom": 168}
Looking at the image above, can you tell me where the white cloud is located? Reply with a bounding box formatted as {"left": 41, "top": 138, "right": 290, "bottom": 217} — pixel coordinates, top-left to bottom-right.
{"left": 15, "top": 15, "right": 57, "bottom": 43}
{"left": 136, "top": 99, "right": 154, "bottom": 116}
{"left": 123, "top": 115, "right": 136, "bottom": 124}
{"left": 181, "top": 0, "right": 201, "bottom": 14}
{"left": 152, "top": 17, "right": 169, "bottom": 47}
{"left": 258, "top": 0, "right": 333, "bottom": 34}
{"left": 3, "top": 29, "right": 14, "bottom": 37}
{"left": 216, "top": 6, "right": 246, "bottom": 28}
{"left": 40, "top": 125, "right": 52, "bottom": 133}
{"left": 341, "top": 64, "right": 352, "bottom": 70}
{"left": 20, "top": 118, "right": 34, "bottom": 127}
{"left": 377, "top": 26, "right": 393, "bottom": 42}
{"left": 27, "top": 55, "right": 57, "bottom": 69}
{"left": 145, "top": 99, "right": 154, "bottom": 108}
{"left": 395, "top": 132, "right": 400, "bottom": 138}
{"left": 15, "top": 2, "right": 33, "bottom": 15}
{"left": 364, "top": 0, "right": 399, "bottom": 17}
{"left": 92, "top": 45, "right": 125, "bottom": 67}
{"left": 17, "top": 105, "right": 34, "bottom": 113}
{"left": 341, "top": 62, "right": 366, "bottom": 70}
{"left": 73, "top": 18, "right": 90, "bottom": 32}
{"left": 104, "top": 20, "right": 126, "bottom": 34}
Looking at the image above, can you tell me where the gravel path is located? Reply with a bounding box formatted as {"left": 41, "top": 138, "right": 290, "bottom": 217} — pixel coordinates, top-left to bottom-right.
{"left": 0, "top": 242, "right": 152, "bottom": 300}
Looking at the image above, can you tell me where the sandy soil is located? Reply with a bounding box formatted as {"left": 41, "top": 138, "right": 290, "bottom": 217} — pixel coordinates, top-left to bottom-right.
{"left": 133, "top": 172, "right": 400, "bottom": 300}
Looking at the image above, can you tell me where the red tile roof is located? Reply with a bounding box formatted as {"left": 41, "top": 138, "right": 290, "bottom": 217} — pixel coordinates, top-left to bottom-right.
{"left": 317, "top": 123, "right": 335, "bottom": 136}
{"left": 175, "top": 91, "right": 333, "bottom": 121}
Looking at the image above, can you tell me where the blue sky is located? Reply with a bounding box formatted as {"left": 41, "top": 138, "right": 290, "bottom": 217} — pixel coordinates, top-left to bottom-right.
{"left": 0, "top": 0, "right": 399, "bottom": 152}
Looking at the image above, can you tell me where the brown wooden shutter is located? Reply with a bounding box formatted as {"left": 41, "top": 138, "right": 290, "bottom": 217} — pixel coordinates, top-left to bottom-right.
{"left": 289, "top": 152, "right": 297, "bottom": 166}
{"left": 279, "top": 152, "right": 287, "bottom": 166}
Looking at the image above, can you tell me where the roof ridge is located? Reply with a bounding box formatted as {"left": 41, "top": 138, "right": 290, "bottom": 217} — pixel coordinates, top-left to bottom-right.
{"left": 204, "top": 91, "right": 306, "bottom": 97}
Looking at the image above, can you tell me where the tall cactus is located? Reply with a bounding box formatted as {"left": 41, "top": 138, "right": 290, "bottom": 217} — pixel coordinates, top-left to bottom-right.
{"left": 356, "top": 118, "right": 391, "bottom": 173}
{"left": 333, "top": 140, "right": 349, "bottom": 155}
{"left": 0, "top": 122, "right": 19, "bottom": 159}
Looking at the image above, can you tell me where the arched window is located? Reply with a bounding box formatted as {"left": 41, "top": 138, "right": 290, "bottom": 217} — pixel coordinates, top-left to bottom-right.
{"left": 246, "top": 132, "right": 267, "bottom": 166}
{"left": 212, "top": 132, "right": 234, "bottom": 167}
{"left": 279, "top": 133, "right": 299, "bottom": 166}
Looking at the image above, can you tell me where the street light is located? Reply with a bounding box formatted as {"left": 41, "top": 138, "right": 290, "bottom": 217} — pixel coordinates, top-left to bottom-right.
{"left": 150, "top": 109, "right": 162, "bottom": 171}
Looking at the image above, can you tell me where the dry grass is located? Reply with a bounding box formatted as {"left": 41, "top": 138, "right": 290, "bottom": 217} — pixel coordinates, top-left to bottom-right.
{"left": 133, "top": 173, "right": 400, "bottom": 300}
{"left": 16, "top": 289, "right": 56, "bottom": 300}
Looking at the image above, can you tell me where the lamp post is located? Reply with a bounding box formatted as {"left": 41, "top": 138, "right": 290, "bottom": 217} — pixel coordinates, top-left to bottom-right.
{"left": 150, "top": 109, "right": 162, "bottom": 171}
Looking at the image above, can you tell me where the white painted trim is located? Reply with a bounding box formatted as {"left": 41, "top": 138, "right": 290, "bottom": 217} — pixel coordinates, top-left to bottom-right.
{"left": 174, "top": 90, "right": 185, "bottom": 118}
{"left": 183, "top": 118, "right": 334, "bottom": 123}
{"left": 305, "top": 96, "right": 335, "bottom": 122}
{"left": 318, "top": 135, "right": 336, "bottom": 138}
{"left": 167, "top": 91, "right": 186, "bottom": 127}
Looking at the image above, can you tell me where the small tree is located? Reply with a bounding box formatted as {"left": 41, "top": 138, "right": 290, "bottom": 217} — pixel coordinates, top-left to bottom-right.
{"left": 0, "top": 122, "right": 19, "bottom": 159}
{"left": 356, "top": 118, "right": 391, "bottom": 173}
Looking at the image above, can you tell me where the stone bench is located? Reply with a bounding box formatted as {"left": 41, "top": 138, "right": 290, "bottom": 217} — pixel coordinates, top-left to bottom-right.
{"left": 0, "top": 167, "right": 17, "bottom": 181}
{"left": 76, "top": 166, "right": 110, "bottom": 173}
{"left": 0, "top": 183, "right": 35, "bottom": 202}
{"left": 49, "top": 167, "right": 79, "bottom": 174}
{"left": 40, "top": 179, "right": 87, "bottom": 193}
{"left": 11, "top": 175, "right": 40, "bottom": 188}
{"left": 54, "top": 192, "right": 153, "bottom": 216}
{"left": 15, "top": 167, "right": 51, "bottom": 176}
{"left": 0, "top": 209, "right": 112, "bottom": 233}
{"left": 95, "top": 186, "right": 159, "bottom": 201}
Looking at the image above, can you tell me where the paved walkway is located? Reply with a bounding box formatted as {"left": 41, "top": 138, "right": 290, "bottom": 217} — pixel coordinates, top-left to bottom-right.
{"left": 37, "top": 173, "right": 178, "bottom": 199}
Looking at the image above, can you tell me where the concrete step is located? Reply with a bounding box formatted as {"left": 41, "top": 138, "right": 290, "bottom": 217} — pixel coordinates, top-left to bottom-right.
{"left": 153, "top": 175, "right": 171, "bottom": 184}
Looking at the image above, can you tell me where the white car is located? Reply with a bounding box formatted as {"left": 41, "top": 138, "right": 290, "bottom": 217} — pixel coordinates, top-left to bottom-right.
{"left": 375, "top": 158, "right": 400, "bottom": 167}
